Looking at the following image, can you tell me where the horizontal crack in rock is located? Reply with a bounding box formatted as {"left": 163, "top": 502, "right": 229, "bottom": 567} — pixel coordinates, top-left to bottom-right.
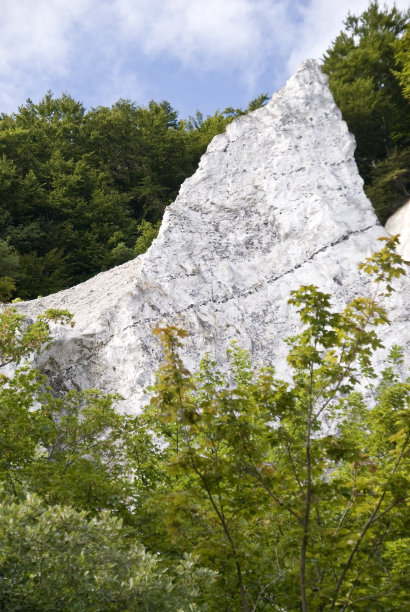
{"left": 126, "top": 224, "right": 378, "bottom": 330}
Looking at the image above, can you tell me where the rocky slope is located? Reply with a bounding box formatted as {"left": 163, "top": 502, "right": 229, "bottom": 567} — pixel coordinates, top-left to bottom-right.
{"left": 14, "top": 59, "right": 410, "bottom": 411}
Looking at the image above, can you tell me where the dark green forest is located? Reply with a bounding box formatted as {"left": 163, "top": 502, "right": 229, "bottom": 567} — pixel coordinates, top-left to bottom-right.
{"left": 322, "top": 1, "right": 410, "bottom": 223}
{"left": 0, "top": 3, "right": 410, "bottom": 611}
{"left": 0, "top": 97, "right": 234, "bottom": 301}
{"left": 0, "top": 89, "right": 269, "bottom": 302}
{"left": 0, "top": 2, "right": 408, "bottom": 302}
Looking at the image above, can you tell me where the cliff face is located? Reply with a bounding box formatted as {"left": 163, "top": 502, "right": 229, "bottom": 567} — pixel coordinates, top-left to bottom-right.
{"left": 386, "top": 199, "right": 410, "bottom": 261}
{"left": 15, "top": 60, "right": 410, "bottom": 411}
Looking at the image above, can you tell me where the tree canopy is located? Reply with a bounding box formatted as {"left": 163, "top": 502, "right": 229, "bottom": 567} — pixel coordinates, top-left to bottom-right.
{"left": 322, "top": 1, "right": 410, "bottom": 222}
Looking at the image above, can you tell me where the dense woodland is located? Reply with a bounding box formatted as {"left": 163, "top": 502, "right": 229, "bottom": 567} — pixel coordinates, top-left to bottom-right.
{"left": 0, "top": 2, "right": 409, "bottom": 302}
{"left": 1, "top": 2, "right": 410, "bottom": 611}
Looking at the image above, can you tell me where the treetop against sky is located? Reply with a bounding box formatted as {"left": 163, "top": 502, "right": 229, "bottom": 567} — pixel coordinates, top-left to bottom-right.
{"left": 1, "top": 0, "right": 409, "bottom": 119}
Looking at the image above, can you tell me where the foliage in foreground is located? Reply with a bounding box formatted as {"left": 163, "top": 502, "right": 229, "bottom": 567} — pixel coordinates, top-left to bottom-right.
{"left": 0, "top": 307, "right": 215, "bottom": 610}
{"left": 0, "top": 490, "right": 214, "bottom": 612}
{"left": 0, "top": 237, "right": 409, "bottom": 610}
{"left": 141, "top": 236, "right": 410, "bottom": 611}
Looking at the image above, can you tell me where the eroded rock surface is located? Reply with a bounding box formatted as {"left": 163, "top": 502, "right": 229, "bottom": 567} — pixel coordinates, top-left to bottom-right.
{"left": 386, "top": 199, "right": 410, "bottom": 261}
{"left": 15, "top": 60, "right": 410, "bottom": 411}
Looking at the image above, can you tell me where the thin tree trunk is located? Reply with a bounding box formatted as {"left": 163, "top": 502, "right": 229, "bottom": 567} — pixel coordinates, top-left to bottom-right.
{"left": 300, "top": 366, "right": 314, "bottom": 612}
{"left": 300, "top": 417, "right": 312, "bottom": 612}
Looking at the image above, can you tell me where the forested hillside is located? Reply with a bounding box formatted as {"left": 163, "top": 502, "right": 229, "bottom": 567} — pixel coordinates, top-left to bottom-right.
{"left": 0, "top": 2, "right": 408, "bottom": 302}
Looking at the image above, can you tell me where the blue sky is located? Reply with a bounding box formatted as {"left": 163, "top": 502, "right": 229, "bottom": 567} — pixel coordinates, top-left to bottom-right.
{"left": 1, "top": 0, "right": 408, "bottom": 120}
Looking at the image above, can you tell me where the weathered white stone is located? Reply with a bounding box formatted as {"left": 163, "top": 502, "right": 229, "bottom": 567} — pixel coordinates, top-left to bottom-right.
{"left": 386, "top": 199, "right": 410, "bottom": 260}
{"left": 13, "top": 59, "right": 410, "bottom": 411}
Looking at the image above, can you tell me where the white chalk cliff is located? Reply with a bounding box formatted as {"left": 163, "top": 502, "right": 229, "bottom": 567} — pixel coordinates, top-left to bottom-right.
{"left": 16, "top": 59, "right": 410, "bottom": 411}
{"left": 386, "top": 199, "right": 410, "bottom": 261}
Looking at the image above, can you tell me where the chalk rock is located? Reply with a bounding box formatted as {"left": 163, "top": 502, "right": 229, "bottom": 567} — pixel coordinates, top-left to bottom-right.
{"left": 386, "top": 199, "right": 410, "bottom": 261}
{"left": 14, "top": 59, "right": 410, "bottom": 411}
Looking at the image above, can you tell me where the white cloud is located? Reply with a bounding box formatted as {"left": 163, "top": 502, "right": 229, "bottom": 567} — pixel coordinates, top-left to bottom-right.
{"left": 0, "top": 1, "right": 90, "bottom": 74}
{"left": 0, "top": 0, "right": 95, "bottom": 110}
{"left": 285, "top": 0, "right": 410, "bottom": 74}
{"left": 111, "top": 0, "right": 410, "bottom": 88}
{"left": 113, "top": 0, "right": 291, "bottom": 78}
{"left": 0, "top": 0, "right": 408, "bottom": 112}
{"left": 115, "top": 0, "right": 264, "bottom": 64}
